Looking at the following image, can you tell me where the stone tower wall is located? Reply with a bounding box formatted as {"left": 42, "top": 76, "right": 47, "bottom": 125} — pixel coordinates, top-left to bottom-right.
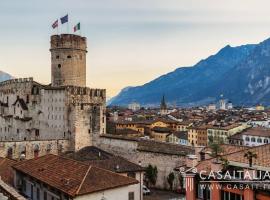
{"left": 50, "top": 34, "right": 87, "bottom": 87}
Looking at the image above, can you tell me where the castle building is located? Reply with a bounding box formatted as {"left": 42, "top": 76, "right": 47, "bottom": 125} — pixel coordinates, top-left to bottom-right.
{"left": 0, "top": 34, "right": 106, "bottom": 159}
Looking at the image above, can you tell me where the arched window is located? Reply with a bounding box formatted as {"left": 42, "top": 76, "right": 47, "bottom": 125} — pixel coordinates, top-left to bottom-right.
{"left": 257, "top": 138, "right": 262, "bottom": 143}
{"left": 264, "top": 139, "right": 269, "bottom": 144}
{"left": 245, "top": 137, "right": 250, "bottom": 142}
{"left": 58, "top": 64, "right": 61, "bottom": 69}
{"left": 251, "top": 137, "right": 256, "bottom": 142}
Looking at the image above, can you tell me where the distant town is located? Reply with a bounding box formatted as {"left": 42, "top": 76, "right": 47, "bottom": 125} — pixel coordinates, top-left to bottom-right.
{"left": 108, "top": 95, "right": 268, "bottom": 148}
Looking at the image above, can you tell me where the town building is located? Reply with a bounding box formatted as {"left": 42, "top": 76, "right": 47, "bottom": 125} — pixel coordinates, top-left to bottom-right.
{"left": 248, "top": 119, "right": 270, "bottom": 128}
{"left": 207, "top": 123, "right": 249, "bottom": 144}
{"left": 64, "top": 146, "right": 144, "bottom": 200}
{"left": 150, "top": 126, "right": 171, "bottom": 142}
{"left": 115, "top": 121, "right": 145, "bottom": 134}
{"left": 207, "top": 103, "right": 217, "bottom": 111}
{"left": 187, "top": 125, "right": 208, "bottom": 147}
{"left": 229, "top": 127, "right": 270, "bottom": 147}
{"left": 185, "top": 144, "right": 270, "bottom": 200}
{"left": 128, "top": 102, "right": 141, "bottom": 112}
{"left": 13, "top": 154, "right": 140, "bottom": 200}
{"left": 256, "top": 104, "right": 265, "bottom": 111}
{"left": 227, "top": 101, "right": 233, "bottom": 109}
{"left": 167, "top": 131, "right": 188, "bottom": 145}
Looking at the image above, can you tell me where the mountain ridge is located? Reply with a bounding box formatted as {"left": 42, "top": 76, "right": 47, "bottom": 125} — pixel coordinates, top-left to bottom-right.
{"left": 109, "top": 39, "right": 269, "bottom": 107}
{"left": 0, "top": 70, "right": 14, "bottom": 83}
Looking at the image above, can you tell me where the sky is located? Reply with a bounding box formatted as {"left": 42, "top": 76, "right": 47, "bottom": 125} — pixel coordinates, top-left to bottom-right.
{"left": 0, "top": 0, "right": 270, "bottom": 98}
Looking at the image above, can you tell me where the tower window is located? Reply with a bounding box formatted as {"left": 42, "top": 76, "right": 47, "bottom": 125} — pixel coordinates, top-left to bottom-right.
{"left": 67, "top": 55, "right": 72, "bottom": 58}
{"left": 58, "top": 64, "right": 61, "bottom": 69}
{"left": 56, "top": 55, "right": 59, "bottom": 59}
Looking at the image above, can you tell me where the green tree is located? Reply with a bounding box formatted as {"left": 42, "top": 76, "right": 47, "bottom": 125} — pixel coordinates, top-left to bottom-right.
{"left": 220, "top": 157, "right": 230, "bottom": 171}
{"left": 209, "top": 142, "right": 223, "bottom": 162}
{"left": 178, "top": 173, "right": 184, "bottom": 189}
{"left": 167, "top": 172, "right": 175, "bottom": 190}
{"left": 145, "top": 164, "right": 158, "bottom": 187}
{"left": 244, "top": 151, "right": 257, "bottom": 168}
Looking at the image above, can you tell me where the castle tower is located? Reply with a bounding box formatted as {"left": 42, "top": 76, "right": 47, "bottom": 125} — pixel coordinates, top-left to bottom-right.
{"left": 50, "top": 34, "right": 87, "bottom": 87}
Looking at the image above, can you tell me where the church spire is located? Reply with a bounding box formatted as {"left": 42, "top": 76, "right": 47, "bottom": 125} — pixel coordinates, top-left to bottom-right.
{"left": 160, "top": 94, "right": 167, "bottom": 110}
{"left": 160, "top": 95, "right": 168, "bottom": 115}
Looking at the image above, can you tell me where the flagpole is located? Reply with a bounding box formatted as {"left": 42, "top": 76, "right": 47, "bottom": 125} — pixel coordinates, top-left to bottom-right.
{"left": 67, "top": 13, "right": 69, "bottom": 34}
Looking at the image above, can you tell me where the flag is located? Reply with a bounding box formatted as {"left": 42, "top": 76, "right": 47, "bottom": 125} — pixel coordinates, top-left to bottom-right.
{"left": 74, "top": 22, "right": 80, "bottom": 32}
{"left": 60, "top": 14, "right": 68, "bottom": 24}
{"left": 52, "top": 19, "right": 58, "bottom": 29}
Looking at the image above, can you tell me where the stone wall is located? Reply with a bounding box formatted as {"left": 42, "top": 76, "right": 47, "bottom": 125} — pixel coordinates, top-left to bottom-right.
{"left": 95, "top": 135, "right": 192, "bottom": 189}
{"left": 0, "top": 77, "right": 106, "bottom": 159}
{"left": 0, "top": 139, "right": 70, "bottom": 159}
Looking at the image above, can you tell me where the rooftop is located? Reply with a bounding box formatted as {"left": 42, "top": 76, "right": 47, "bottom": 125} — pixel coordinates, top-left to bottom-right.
{"left": 63, "top": 146, "right": 144, "bottom": 173}
{"left": 0, "top": 157, "right": 17, "bottom": 185}
{"left": 13, "top": 154, "right": 138, "bottom": 197}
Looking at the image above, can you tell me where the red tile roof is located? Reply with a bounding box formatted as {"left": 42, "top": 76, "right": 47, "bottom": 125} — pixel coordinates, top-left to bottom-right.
{"left": 0, "top": 157, "right": 17, "bottom": 185}
{"left": 64, "top": 146, "right": 144, "bottom": 173}
{"left": 241, "top": 127, "right": 270, "bottom": 137}
{"left": 201, "top": 144, "right": 249, "bottom": 155}
{"left": 13, "top": 154, "right": 138, "bottom": 197}
{"left": 196, "top": 144, "right": 270, "bottom": 174}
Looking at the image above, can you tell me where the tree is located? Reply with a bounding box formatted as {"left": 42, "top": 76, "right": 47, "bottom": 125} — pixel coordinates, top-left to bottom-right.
{"left": 178, "top": 173, "right": 184, "bottom": 189}
{"left": 220, "top": 157, "right": 230, "bottom": 171}
{"left": 209, "top": 142, "right": 223, "bottom": 162}
{"left": 145, "top": 164, "right": 158, "bottom": 187}
{"left": 244, "top": 151, "right": 257, "bottom": 168}
{"left": 167, "top": 172, "right": 175, "bottom": 190}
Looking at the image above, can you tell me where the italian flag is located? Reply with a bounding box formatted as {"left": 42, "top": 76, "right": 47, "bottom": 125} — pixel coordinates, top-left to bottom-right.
{"left": 74, "top": 22, "right": 80, "bottom": 32}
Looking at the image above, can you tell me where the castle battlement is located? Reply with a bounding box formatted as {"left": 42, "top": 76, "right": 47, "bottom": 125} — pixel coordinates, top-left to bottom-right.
{"left": 66, "top": 86, "right": 106, "bottom": 98}
{"left": 50, "top": 34, "right": 87, "bottom": 51}
{"left": 0, "top": 77, "right": 34, "bottom": 87}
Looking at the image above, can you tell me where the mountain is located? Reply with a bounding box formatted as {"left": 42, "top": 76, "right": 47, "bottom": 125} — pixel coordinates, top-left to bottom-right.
{"left": 110, "top": 40, "right": 260, "bottom": 107}
{"left": 0, "top": 71, "right": 13, "bottom": 82}
{"left": 213, "top": 38, "right": 270, "bottom": 105}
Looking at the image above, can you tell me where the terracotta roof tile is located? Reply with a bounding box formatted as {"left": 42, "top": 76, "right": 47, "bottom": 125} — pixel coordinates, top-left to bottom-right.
{"left": 64, "top": 146, "right": 144, "bottom": 173}
{"left": 0, "top": 157, "right": 17, "bottom": 185}
{"left": 196, "top": 144, "right": 270, "bottom": 174}
{"left": 13, "top": 154, "right": 138, "bottom": 197}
